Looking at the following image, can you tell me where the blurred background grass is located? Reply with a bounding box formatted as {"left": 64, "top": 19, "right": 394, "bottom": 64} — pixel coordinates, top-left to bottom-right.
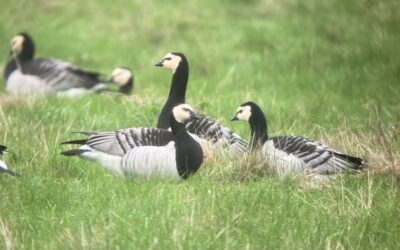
{"left": 0, "top": 0, "right": 399, "bottom": 249}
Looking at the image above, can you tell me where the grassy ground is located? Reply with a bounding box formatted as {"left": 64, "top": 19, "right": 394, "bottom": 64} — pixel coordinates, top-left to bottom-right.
{"left": 1, "top": 0, "right": 400, "bottom": 249}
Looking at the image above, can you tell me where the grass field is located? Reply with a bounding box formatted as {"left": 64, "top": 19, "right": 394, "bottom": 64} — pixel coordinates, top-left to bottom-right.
{"left": 1, "top": 0, "right": 400, "bottom": 249}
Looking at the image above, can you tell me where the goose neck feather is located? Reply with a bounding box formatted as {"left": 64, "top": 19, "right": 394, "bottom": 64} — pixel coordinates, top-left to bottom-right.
{"left": 157, "top": 55, "right": 189, "bottom": 129}
{"left": 119, "top": 77, "right": 134, "bottom": 94}
{"left": 169, "top": 111, "right": 203, "bottom": 179}
{"left": 247, "top": 103, "right": 268, "bottom": 149}
{"left": 17, "top": 33, "right": 35, "bottom": 62}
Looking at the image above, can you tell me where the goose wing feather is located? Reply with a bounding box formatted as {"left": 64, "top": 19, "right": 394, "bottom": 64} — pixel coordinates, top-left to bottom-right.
{"left": 22, "top": 58, "right": 101, "bottom": 90}
{"left": 73, "top": 128, "right": 174, "bottom": 156}
{"left": 266, "top": 136, "right": 363, "bottom": 175}
{"left": 185, "top": 113, "right": 247, "bottom": 156}
{"left": 0, "top": 159, "right": 20, "bottom": 177}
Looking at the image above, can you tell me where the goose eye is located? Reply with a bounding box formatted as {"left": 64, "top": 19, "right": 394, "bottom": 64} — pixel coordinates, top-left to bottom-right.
{"left": 238, "top": 110, "right": 243, "bottom": 114}
{"left": 164, "top": 58, "right": 172, "bottom": 61}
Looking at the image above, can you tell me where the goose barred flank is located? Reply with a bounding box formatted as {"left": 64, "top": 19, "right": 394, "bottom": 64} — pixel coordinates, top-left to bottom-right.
{"left": 61, "top": 104, "right": 203, "bottom": 179}
{"left": 232, "top": 102, "right": 364, "bottom": 176}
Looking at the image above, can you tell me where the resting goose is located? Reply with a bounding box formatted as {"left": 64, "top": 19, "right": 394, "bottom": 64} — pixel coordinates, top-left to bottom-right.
{"left": 61, "top": 104, "right": 203, "bottom": 179}
{"left": 4, "top": 32, "right": 109, "bottom": 96}
{"left": 58, "top": 67, "right": 134, "bottom": 97}
{"left": 155, "top": 52, "right": 247, "bottom": 157}
{"left": 0, "top": 145, "right": 20, "bottom": 177}
{"left": 105, "top": 67, "right": 134, "bottom": 95}
{"left": 231, "top": 102, "right": 364, "bottom": 176}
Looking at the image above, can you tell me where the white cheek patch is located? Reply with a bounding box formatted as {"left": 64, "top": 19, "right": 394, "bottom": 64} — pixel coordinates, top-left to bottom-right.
{"left": 11, "top": 35, "right": 24, "bottom": 53}
{"left": 162, "top": 53, "right": 182, "bottom": 73}
{"left": 236, "top": 106, "right": 251, "bottom": 121}
{"left": 112, "top": 69, "right": 132, "bottom": 86}
{"left": 173, "top": 104, "right": 193, "bottom": 123}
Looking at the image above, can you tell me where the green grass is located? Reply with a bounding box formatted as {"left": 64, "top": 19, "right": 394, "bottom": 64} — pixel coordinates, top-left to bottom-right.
{"left": 1, "top": 0, "right": 400, "bottom": 249}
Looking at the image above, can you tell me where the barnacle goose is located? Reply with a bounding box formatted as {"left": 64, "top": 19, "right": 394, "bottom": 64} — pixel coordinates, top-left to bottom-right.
{"left": 0, "top": 145, "right": 20, "bottom": 177}
{"left": 231, "top": 102, "right": 364, "bottom": 176}
{"left": 4, "top": 32, "right": 108, "bottom": 96}
{"left": 61, "top": 104, "right": 203, "bottom": 179}
{"left": 58, "top": 67, "right": 134, "bottom": 97}
{"left": 105, "top": 67, "right": 134, "bottom": 95}
{"left": 155, "top": 52, "right": 247, "bottom": 157}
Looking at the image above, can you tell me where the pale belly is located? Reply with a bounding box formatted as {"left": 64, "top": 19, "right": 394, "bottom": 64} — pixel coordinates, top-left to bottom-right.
{"left": 6, "top": 71, "right": 48, "bottom": 96}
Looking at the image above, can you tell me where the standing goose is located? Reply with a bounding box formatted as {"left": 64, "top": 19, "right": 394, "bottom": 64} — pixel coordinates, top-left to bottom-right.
{"left": 0, "top": 145, "right": 20, "bottom": 177}
{"left": 155, "top": 52, "right": 247, "bottom": 156}
{"left": 4, "top": 32, "right": 109, "bottom": 96}
{"left": 231, "top": 102, "right": 364, "bottom": 176}
{"left": 61, "top": 104, "right": 203, "bottom": 179}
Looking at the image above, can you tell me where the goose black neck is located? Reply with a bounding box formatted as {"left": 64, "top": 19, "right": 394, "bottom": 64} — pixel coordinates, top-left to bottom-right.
{"left": 156, "top": 58, "right": 189, "bottom": 129}
{"left": 248, "top": 106, "right": 268, "bottom": 150}
{"left": 17, "top": 33, "right": 35, "bottom": 62}
{"left": 119, "top": 77, "right": 133, "bottom": 95}
{"left": 169, "top": 115, "right": 188, "bottom": 136}
{"left": 170, "top": 114, "right": 203, "bottom": 179}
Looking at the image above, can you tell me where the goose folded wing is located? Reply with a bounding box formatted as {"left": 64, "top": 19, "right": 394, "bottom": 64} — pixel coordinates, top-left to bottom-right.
{"left": 23, "top": 58, "right": 101, "bottom": 90}
{"left": 76, "top": 128, "right": 174, "bottom": 156}
{"left": 271, "top": 136, "right": 362, "bottom": 174}
{"left": 185, "top": 113, "right": 247, "bottom": 150}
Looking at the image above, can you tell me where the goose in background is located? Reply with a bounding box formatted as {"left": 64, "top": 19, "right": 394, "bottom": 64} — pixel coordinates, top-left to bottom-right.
{"left": 61, "top": 104, "right": 203, "bottom": 179}
{"left": 155, "top": 52, "right": 247, "bottom": 157}
{"left": 57, "top": 67, "right": 134, "bottom": 97}
{"left": 231, "top": 102, "right": 364, "bottom": 176}
{"left": 104, "top": 67, "right": 134, "bottom": 95}
{"left": 3, "top": 32, "right": 113, "bottom": 96}
{"left": 0, "top": 145, "right": 20, "bottom": 177}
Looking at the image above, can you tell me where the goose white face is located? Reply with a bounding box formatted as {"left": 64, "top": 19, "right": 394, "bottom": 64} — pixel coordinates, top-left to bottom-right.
{"left": 111, "top": 68, "right": 132, "bottom": 86}
{"left": 11, "top": 35, "right": 24, "bottom": 54}
{"left": 173, "top": 104, "right": 194, "bottom": 123}
{"left": 158, "top": 53, "right": 182, "bottom": 73}
{"left": 235, "top": 105, "right": 252, "bottom": 122}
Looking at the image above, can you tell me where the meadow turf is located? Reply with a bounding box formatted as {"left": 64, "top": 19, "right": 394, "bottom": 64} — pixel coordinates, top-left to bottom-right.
{"left": 1, "top": 0, "right": 400, "bottom": 249}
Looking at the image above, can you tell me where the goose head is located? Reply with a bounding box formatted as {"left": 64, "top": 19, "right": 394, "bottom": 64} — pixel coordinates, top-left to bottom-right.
{"left": 155, "top": 52, "right": 186, "bottom": 73}
{"left": 107, "top": 67, "right": 134, "bottom": 94}
{"left": 232, "top": 102, "right": 268, "bottom": 146}
{"left": 0, "top": 145, "right": 7, "bottom": 155}
{"left": 10, "top": 33, "right": 34, "bottom": 58}
{"left": 172, "top": 104, "right": 201, "bottom": 124}
{"left": 231, "top": 102, "right": 254, "bottom": 122}
{"left": 0, "top": 145, "right": 13, "bottom": 156}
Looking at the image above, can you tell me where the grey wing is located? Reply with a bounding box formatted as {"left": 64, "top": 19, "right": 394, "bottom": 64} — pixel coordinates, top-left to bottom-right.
{"left": 271, "top": 136, "right": 363, "bottom": 174}
{"left": 185, "top": 113, "right": 247, "bottom": 156}
{"left": 78, "top": 128, "right": 174, "bottom": 156}
{"left": 23, "top": 58, "right": 101, "bottom": 91}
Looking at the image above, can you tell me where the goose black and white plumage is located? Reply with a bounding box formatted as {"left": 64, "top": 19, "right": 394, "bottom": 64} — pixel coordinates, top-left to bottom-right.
{"left": 105, "top": 67, "right": 134, "bottom": 95}
{"left": 4, "top": 33, "right": 109, "bottom": 96}
{"left": 58, "top": 67, "right": 134, "bottom": 97}
{"left": 154, "top": 52, "right": 247, "bottom": 157}
{"left": 0, "top": 145, "right": 20, "bottom": 177}
{"left": 231, "top": 102, "right": 364, "bottom": 176}
{"left": 61, "top": 104, "right": 203, "bottom": 179}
